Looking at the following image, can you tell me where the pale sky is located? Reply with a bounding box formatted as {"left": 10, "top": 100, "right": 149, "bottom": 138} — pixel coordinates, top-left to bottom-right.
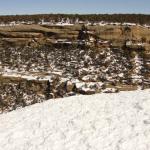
{"left": 0, "top": 0, "right": 150, "bottom": 15}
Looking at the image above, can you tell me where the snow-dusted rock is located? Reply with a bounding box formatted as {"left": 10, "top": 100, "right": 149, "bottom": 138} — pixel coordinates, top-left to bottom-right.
{"left": 102, "top": 88, "right": 118, "bottom": 93}
{"left": 79, "top": 87, "right": 96, "bottom": 95}
{"left": 66, "top": 80, "right": 75, "bottom": 92}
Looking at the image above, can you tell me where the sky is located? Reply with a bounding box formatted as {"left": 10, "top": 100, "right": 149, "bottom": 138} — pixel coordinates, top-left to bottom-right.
{"left": 0, "top": 0, "right": 150, "bottom": 15}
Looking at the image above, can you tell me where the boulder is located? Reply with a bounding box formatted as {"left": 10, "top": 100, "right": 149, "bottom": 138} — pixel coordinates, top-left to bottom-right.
{"left": 81, "top": 75, "right": 98, "bottom": 82}
{"left": 102, "top": 88, "right": 118, "bottom": 93}
{"left": 75, "top": 82, "right": 86, "bottom": 92}
{"left": 79, "top": 87, "right": 95, "bottom": 95}
{"left": 66, "top": 81, "right": 75, "bottom": 93}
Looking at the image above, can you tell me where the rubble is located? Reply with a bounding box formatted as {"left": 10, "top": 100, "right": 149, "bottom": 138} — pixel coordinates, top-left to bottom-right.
{"left": 0, "top": 44, "right": 149, "bottom": 113}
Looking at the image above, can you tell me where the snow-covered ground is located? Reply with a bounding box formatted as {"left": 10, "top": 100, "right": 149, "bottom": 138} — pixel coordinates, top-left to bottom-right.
{"left": 0, "top": 89, "right": 150, "bottom": 150}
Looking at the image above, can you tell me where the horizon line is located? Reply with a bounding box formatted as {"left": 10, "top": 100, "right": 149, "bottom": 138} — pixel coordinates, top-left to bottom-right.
{"left": 0, "top": 12, "right": 150, "bottom": 16}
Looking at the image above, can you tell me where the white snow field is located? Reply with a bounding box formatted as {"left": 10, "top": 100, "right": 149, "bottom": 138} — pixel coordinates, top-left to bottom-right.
{"left": 0, "top": 89, "right": 150, "bottom": 150}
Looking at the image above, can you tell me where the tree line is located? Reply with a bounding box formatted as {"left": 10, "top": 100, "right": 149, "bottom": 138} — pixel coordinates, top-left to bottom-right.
{"left": 0, "top": 14, "right": 150, "bottom": 24}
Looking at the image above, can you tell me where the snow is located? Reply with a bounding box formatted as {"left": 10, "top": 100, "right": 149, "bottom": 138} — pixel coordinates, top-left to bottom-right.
{"left": 102, "top": 88, "right": 118, "bottom": 93}
{"left": 1, "top": 68, "right": 64, "bottom": 81}
{"left": 1, "top": 72, "right": 53, "bottom": 81}
{"left": 75, "top": 81, "right": 85, "bottom": 89}
{"left": 0, "top": 89, "right": 150, "bottom": 150}
{"left": 132, "top": 54, "right": 144, "bottom": 83}
{"left": 56, "top": 22, "right": 74, "bottom": 26}
{"left": 122, "top": 22, "right": 136, "bottom": 26}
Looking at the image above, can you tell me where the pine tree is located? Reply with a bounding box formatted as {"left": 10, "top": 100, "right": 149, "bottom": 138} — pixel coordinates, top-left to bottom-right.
{"left": 78, "top": 25, "right": 89, "bottom": 41}
{"left": 45, "top": 80, "right": 51, "bottom": 99}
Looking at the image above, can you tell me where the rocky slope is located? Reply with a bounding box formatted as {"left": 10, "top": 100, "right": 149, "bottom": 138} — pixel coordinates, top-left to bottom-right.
{"left": 0, "top": 24, "right": 150, "bottom": 113}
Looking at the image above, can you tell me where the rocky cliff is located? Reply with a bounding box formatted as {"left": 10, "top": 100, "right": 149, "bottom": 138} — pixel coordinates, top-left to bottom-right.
{"left": 0, "top": 24, "right": 150, "bottom": 113}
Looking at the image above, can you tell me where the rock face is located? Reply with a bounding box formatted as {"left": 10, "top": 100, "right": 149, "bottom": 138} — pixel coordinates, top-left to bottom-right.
{"left": 0, "top": 24, "right": 150, "bottom": 48}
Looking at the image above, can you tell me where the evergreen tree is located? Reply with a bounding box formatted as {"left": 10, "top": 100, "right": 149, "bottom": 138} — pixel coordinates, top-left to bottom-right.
{"left": 45, "top": 80, "right": 51, "bottom": 99}
{"left": 78, "top": 25, "right": 89, "bottom": 41}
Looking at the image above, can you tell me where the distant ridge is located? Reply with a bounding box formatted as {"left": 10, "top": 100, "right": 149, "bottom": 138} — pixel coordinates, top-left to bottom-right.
{"left": 0, "top": 14, "right": 150, "bottom": 24}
